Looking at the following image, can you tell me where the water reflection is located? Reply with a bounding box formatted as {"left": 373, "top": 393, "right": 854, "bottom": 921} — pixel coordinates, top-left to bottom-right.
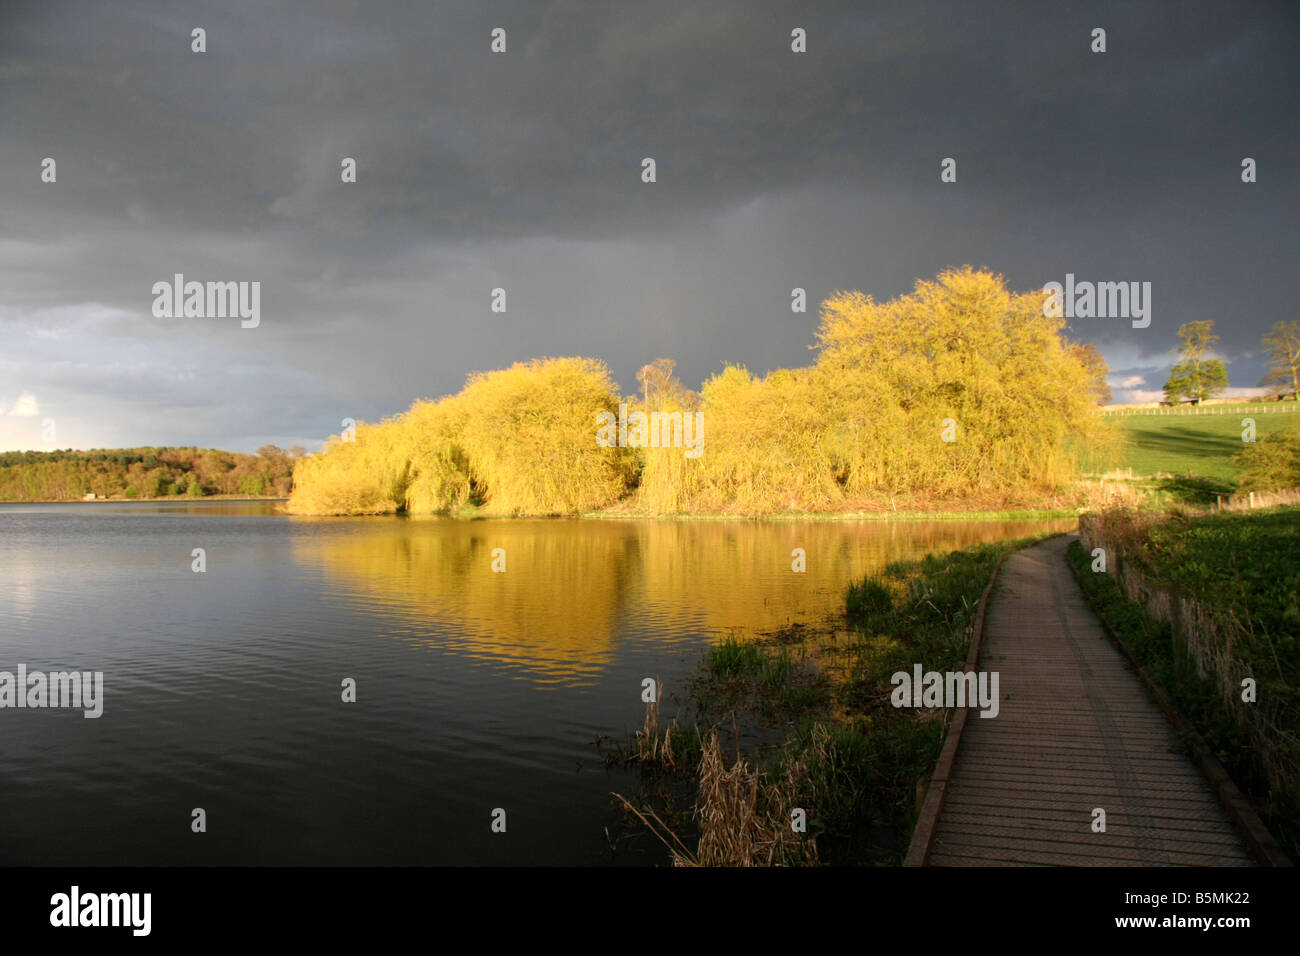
{"left": 0, "top": 501, "right": 1077, "bottom": 865}
{"left": 292, "top": 516, "right": 1077, "bottom": 686}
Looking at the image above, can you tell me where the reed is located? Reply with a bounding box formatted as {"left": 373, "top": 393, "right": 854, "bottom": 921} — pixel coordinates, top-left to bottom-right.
{"left": 615, "top": 536, "right": 1035, "bottom": 865}
{"left": 633, "top": 684, "right": 676, "bottom": 771}
{"left": 614, "top": 729, "right": 820, "bottom": 867}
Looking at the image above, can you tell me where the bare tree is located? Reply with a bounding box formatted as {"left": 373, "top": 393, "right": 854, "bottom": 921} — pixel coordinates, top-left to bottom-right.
{"left": 1261, "top": 320, "right": 1300, "bottom": 399}
{"left": 636, "top": 358, "right": 677, "bottom": 407}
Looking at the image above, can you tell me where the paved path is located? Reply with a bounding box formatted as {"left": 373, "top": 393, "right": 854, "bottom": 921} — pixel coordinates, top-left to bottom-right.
{"left": 928, "top": 535, "right": 1252, "bottom": 866}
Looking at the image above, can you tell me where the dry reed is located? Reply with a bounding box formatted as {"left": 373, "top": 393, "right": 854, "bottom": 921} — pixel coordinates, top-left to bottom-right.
{"left": 614, "top": 727, "right": 822, "bottom": 866}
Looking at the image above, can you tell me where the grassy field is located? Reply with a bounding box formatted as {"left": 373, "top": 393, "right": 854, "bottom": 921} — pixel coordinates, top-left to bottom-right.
{"left": 1107, "top": 403, "right": 1299, "bottom": 482}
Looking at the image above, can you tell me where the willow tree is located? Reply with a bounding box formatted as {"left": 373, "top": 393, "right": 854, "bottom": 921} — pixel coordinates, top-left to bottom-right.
{"left": 653, "top": 364, "right": 843, "bottom": 513}
{"left": 288, "top": 358, "right": 636, "bottom": 516}
{"left": 286, "top": 418, "right": 413, "bottom": 515}
{"left": 288, "top": 268, "right": 1113, "bottom": 517}
{"left": 457, "top": 357, "right": 635, "bottom": 515}
{"left": 813, "top": 266, "right": 1106, "bottom": 500}
{"left": 400, "top": 395, "right": 473, "bottom": 513}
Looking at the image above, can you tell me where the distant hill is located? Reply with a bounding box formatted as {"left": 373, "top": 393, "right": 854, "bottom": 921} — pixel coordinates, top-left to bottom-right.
{"left": 0, "top": 445, "right": 302, "bottom": 501}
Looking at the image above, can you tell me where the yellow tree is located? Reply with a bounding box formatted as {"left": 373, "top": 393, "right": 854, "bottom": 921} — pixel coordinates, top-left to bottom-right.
{"left": 813, "top": 266, "right": 1104, "bottom": 500}
{"left": 1068, "top": 342, "right": 1113, "bottom": 405}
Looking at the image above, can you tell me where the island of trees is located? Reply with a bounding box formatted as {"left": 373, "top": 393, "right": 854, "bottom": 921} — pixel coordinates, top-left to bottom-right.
{"left": 6, "top": 268, "right": 1295, "bottom": 513}
{"left": 287, "top": 266, "right": 1116, "bottom": 516}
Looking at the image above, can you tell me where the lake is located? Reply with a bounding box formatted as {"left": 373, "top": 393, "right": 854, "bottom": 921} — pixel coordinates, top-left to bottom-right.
{"left": 0, "top": 500, "right": 1075, "bottom": 865}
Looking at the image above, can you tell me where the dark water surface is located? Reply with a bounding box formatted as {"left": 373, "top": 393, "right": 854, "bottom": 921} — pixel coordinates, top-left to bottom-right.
{"left": 0, "top": 500, "right": 1074, "bottom": 865}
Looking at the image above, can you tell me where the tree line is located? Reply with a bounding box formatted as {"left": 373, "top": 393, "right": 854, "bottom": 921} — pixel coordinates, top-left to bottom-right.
{"left": 0, "top": 445, "right": 302, "bottom": 501}
{"left": 288, "top": 266, "right": 1114, "bottom": 516}
{"left": 1163, "top": 319, "right": 1300, "bottom": 403}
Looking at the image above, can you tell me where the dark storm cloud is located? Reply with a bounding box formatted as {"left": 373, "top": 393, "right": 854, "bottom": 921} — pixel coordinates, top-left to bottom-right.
{"left": 1, "top": 0, "right": 1296, "bottom": 450}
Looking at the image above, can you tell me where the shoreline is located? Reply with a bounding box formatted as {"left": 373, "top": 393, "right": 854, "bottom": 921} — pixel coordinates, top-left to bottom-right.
{"left": 0, "top": 495, "right": 289, "bottom": 504}
{"left": 2, "top": 496, "right": 1080, "bottom": 522}
{"left": 610, "top": 533, "right": 1048, "bottom": 865}
{"left": 578, "top": 507, "right": 1081, "bottom": 522}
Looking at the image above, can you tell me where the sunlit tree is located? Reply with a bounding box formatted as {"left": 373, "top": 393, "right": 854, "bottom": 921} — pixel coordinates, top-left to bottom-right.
{"left": 1260, "top": 320, "right": 1300, "bottom": 400}
{"left": 1068, "top": 341, "right": 1113, "bottom": 405}
{"left": 1164, "top": 321, "right": 1228, "bottom": 402}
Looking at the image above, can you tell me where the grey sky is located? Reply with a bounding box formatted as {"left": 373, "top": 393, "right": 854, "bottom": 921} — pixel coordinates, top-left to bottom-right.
{"left": 2, "top": 0, "right": 1297, "bottom": 452}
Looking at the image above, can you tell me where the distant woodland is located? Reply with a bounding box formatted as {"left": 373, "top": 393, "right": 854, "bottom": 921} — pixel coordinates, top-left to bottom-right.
{"left": 0, "top": 445, "right": 301, "bottom": 500}
{"left": 288, "top": 267, "right": 1117, "bottom": 516}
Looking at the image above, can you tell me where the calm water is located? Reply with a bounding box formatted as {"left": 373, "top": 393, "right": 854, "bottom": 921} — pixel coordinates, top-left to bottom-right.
{"left": 0, "top": 500, "right": 1074, "bottom": 865}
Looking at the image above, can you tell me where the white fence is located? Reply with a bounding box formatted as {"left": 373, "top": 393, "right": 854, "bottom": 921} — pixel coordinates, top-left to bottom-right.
{"left": 1102, "top": 403, "right": 1299, "bottom": 418}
